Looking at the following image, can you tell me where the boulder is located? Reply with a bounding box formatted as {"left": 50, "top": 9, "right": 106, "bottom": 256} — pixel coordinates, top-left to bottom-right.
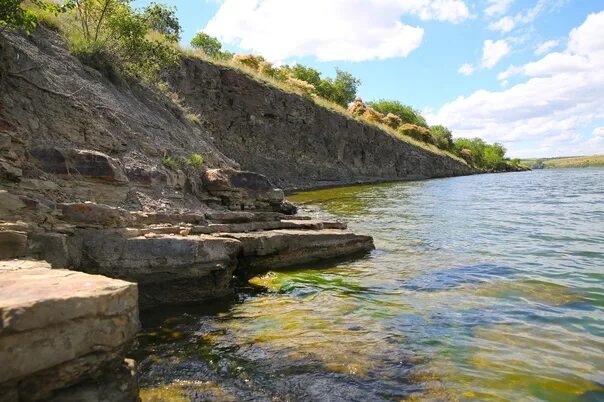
{"left": 0, "top": 260, "right": 139, "bottom": 401}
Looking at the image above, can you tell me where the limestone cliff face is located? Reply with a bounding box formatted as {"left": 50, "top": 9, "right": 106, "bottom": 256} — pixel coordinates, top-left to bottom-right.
{"left": 168, "top": 58, "right": 474, "bottom": 191}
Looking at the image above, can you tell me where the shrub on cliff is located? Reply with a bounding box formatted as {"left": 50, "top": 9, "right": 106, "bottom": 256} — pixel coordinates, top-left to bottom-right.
{"left": 368, "top": 100, "right": 428, "bottom": 128}
{"left": 285, "top": 64, "right": 360, "bottom": 107}
{"left": 1, "top": 0, "right": 71, "bottom": 33}
{"left": 398, "top": 124, "right": 436, "bottom": 144}
{"left": 383, "top": 113, "right": 403, "bottom": 129}
{"left": 430, "top": 125, "right": 453, "bottom": 151}
{"left": 453, "top": 137, "right": 506, "bottom": 169}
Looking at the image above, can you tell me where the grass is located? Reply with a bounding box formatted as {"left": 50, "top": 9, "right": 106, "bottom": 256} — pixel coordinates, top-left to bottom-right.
{"left": 522, "top": 154, "right": 604, "bottom": 169}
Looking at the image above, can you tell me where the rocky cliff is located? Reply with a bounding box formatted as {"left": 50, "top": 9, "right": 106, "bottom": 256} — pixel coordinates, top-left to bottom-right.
{"left": 168, "top": 58, "right": 474, "bottom": 191}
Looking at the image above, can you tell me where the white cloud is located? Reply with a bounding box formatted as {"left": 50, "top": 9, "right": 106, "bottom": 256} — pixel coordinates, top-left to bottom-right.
{"left": 203, "top": 0, "right": 470, "bottom": 62}
{"left": 481, "top": 39, "right": 511, "bottom": 68}
{"left": 484, "top": 0, "right": 514, "bottom": 17}
{"left": 429, "top": 11, "right": 604, "bottom": 158}
{"left": 535, "top": 39, "right": 560, "bottom": 55}
{"left": 487, "top": 0, "right": 550, "bottom": 33}
{"left": 489, "top": 16, "right": 515, "bottom": 33}
{"left": 458, "top": 63, "right": 476, "bottom": 75}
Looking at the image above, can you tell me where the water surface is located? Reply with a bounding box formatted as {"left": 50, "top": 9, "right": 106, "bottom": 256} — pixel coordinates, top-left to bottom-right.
{"left": 137, "top": 169, "right": 604, "bottom": 401}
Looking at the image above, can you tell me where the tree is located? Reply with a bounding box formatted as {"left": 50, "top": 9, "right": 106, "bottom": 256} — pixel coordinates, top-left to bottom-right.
{"left": 328, "top": 68, "right": 360, "bottom": 107}
{"left": 368, "top": 99, "right": 428, "bottom": 127}
{"left": 142, "top": 2, "right": 181, "bottom": 42}
{"left": 70, "top": 0, "right": 180, "bottom": 83}
{"left": 190, "top": 32, "right": 222, "bottom": 57}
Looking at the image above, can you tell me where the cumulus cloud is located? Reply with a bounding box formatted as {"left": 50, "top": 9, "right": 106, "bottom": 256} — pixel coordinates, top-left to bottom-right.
{"left": 430, "top": 11, "right": 604, "bottom": 158}
{"left": 481, "top": 39, "right": 511, "bottom": 68}
{"left": 484, "top": 0, "right": 515, "bottom": 17}
{"left": 203, "top": 0, "right": 469, "bottom": 61}
{"left": 535, "top": 39, "right": 560, "bottom": 55}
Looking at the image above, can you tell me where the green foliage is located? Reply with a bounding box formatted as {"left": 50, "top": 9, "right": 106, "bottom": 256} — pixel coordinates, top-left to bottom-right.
{"left": 190, "top": 32, "right": 233, "bottom": 60}
{"left": 68, "top": 0, "right": 180, "bottom": 83}
{"left": 142, "top": 2, "right": 180, "bottom": 42}
{"left": 186, "top": 153, "right": 204, "bottom": 168}
{"left": 368, "top": 99, "right": 428, "bottom": 127}
{"left": 287, "top": 64, "right": 322, "bottom": 87}
{"left": 286, "top": 65, "right": 360, "bottom": 107}
{"left": 320, "top": 69, "right": 361, "bottom": 107}
{"left": 453, "top": 137, "right": 507, "bottom": 169}
{"left": 0, "top": 0, "right": 72, "bottom": 34}
{"left": 162, "top": 155, "right": 182, "bottom": 170}
{"left": 430, "top": 125, "right": 453, "bottom": 150}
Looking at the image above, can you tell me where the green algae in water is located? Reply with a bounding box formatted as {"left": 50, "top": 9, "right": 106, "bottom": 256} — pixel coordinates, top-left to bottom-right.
{"left": 137, "top": 169, "right": 604, "bottom": 401}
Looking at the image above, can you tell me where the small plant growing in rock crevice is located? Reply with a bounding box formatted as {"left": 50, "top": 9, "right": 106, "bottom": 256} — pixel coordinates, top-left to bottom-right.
{"left": 186, "top": 153, "right": 204, "bottom": 169}
{"left": 162, "top": 155, "right": 183, "bottom": 170}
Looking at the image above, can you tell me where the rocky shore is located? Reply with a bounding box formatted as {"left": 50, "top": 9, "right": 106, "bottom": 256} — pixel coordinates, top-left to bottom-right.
{"left": 0, "top": 27, "right": 473, "bottom": 401}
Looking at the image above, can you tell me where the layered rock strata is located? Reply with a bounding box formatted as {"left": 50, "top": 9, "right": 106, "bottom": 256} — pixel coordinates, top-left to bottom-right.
{"left": 0, "top": 260, "right": 139, "bottom": 402}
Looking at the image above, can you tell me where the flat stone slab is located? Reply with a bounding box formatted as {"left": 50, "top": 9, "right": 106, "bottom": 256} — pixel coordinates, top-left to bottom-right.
{"left": 0, "top": 260, "right": 139, "bottom": 384}
{"left": 219, "top": 229, "right": 374, "bottom": 276}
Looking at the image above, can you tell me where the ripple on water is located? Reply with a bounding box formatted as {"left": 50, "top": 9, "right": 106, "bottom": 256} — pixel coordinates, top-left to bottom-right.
{"left": 137, "top": 169, "right": 604, "bottom": 401}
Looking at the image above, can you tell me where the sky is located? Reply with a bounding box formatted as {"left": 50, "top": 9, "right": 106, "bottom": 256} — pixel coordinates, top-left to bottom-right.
{"left": 133, "top": 0, "right": 604, "bottom": 158}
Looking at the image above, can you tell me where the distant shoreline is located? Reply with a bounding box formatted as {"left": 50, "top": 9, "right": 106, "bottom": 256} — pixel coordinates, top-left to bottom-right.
{"left": 521, "top": 154, "right": 604, "bottom": 169}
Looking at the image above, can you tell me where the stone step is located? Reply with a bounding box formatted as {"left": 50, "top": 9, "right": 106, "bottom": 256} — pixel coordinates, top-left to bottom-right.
{"left": 218, "top": 229, "right": 375, "bottom": 278}
{"left": 0, "top": 260, "right": 139, "bottom": 401}
{"left": 75, "top": 234, "right": 242, "bottom": 309}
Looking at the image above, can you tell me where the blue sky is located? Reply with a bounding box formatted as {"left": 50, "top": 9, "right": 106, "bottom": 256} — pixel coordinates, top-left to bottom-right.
{"left": 133, "top": 0, "right": 604, "bottom": 158}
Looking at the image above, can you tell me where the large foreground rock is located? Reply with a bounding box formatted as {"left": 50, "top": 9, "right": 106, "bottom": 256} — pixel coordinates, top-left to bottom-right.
{"left": 0, "top": 260, "right": 139, "bottom": 402}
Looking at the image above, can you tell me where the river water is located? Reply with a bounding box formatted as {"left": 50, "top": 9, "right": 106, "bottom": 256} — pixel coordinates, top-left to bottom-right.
{"left": 136, "top": 168, "right": 604, "bottom": 401}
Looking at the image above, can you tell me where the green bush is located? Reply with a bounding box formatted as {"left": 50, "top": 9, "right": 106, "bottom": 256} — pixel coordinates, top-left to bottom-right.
{"left": 186, "top": 153, "right": 204, "bottom": 168}
{"left": 368, "top": 100, "right": 428, "bottom": 128}
{"left": 453, "top": 137, "right": 507, "bottom": 169}
{"left": 286, "top": 65, "right": 360, "bottom": 107}
{"left": 430, "top": 125, "right": 453, "bottom": 150}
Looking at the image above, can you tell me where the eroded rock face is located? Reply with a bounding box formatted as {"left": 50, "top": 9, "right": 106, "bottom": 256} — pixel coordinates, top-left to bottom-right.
{"left": 169, "top": 57, "right": 476, "bottom": 190}
{"left": 0, "top": 260, "right": 139, "bottom": 402}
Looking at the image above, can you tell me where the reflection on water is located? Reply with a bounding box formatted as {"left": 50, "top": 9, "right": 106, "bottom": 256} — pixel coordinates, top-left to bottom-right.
{"left": 136, "top": 169, "right": 604, "bottom": 401}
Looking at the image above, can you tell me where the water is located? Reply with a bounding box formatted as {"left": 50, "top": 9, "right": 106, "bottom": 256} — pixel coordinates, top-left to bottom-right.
{"left": 136, "top": 169, "right": 604, "bottom": 401}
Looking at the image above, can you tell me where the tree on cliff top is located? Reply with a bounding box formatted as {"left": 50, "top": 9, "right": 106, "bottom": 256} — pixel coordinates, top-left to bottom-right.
{"left": 190, "top": 32, "right": 233, "bottom": 60}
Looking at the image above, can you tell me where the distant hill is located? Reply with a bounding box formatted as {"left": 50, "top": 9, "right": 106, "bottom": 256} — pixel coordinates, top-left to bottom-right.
{"left": 522, "top": 154, "right": 604, "bottom": 169}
